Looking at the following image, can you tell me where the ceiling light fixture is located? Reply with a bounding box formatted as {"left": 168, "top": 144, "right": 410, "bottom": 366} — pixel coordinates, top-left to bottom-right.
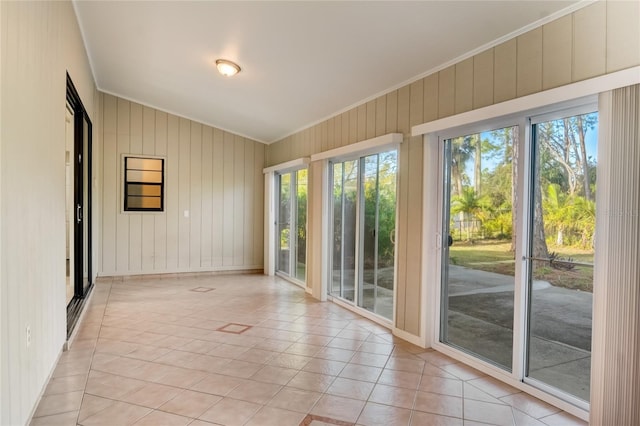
{"left": 215, "top": 59, "right": 241, "bottom": 77}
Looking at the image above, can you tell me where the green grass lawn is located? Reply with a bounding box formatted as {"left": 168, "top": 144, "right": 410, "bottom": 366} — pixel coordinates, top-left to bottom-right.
{"left": 450, "top": 240, "right": 594, "bottom": 292}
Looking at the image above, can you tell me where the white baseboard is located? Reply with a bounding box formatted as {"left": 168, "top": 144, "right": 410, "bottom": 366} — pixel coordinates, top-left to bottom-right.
{"left": 98, "top": 265, "right": 264, "bottom": 278}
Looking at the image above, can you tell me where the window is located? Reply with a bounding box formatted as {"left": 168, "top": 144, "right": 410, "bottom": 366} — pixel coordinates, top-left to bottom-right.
{"left": 124, "top": 156, "right": 164, "bottom": 211}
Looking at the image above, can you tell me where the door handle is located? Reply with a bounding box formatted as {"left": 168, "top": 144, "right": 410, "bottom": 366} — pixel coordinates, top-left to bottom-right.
{"left": 76, "top": 204, "right": 82, "bottom": 223}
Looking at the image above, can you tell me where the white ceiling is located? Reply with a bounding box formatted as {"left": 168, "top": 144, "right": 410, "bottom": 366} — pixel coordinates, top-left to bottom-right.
{"left": 74, "top": 1, "right": 581, "bottom": 144}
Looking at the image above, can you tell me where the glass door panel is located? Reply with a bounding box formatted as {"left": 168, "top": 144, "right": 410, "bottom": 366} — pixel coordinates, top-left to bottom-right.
{"left": 329, "top": 158, "right": 365, "bottom": 304}
{"left": 441, "top": 126, "right": 518, "bottom": 371}
{"left": 526, "top": 111, "right": 597, "bottom": 402}
{"left": 330, "top": 152, "right": 397, "bottom": 320}
{"left": 277, "top": 173, "right": 291, "bottom": 274}
{"left": 295, "top": 169, "right": 307, "bottom": 281}
{"left": 358, "top": 152, "right": 397, "bottom": 319}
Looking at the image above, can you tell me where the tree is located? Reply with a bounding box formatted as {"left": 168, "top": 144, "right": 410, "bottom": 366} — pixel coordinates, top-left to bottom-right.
{"left": 451, "top": 187, "right": 491, "bottom": 240}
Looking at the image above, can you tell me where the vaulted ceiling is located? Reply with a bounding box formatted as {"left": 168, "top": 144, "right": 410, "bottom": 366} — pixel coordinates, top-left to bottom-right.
{"left": 74, "top": 1, "right": 580, "bottom": 143}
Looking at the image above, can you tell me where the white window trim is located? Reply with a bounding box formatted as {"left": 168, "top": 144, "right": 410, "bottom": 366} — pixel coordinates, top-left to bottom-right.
{"left": 310, "top": 133, "right": 403, "bottom": 162}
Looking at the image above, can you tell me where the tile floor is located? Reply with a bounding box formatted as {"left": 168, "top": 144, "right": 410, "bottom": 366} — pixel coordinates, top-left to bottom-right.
{"left": 31, "top": 273, "right": 588, "bottom": 426}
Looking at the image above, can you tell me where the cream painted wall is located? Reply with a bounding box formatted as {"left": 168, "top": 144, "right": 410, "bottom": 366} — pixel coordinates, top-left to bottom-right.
{"left": 265, "top": 0, "right": 640, "bottom": 340}
{"left": 98, "top": 94, "right": 264, "bottom": 276}
{"left": 0, "top": 1, "right": 97, "bottom": 425}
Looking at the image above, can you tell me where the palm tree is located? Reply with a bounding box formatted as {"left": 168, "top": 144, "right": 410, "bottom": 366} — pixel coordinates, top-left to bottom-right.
{"left": 451, "top": 187, "right": 491, "bottom": 241}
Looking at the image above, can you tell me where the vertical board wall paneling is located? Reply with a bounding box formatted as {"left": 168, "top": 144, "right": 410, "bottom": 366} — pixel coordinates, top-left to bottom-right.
{"left": 101, "top": 94, "right": 117, "bottom": 272}
{"left": 154, "top": 111, "right": 168, "bottom": 270}
{"left": 100, "top": 97, "right": 264, "bottom": 275}
{"left": 116, "top": 98, "right": 130, "bottom": 272}
{"left": 166, "top": 114, "right": 180, "bottom": 269}
{"left": 141, "top": 107, "right": 155, "bottom": 271}
{"left": 212, "top": 128, "right": 225, "bottom": 267}
{"left": 244, "top": 140, "right": 255, "bottom": 265}
{"left": 606, "top": 0, "right": 640, "bottom": 73}
{"left": 454, "top": 57, "right": 474, "bottom": 114}
{"left": 189, "top": 122, "right": 202, "bottom": 268}
{"left": 395, "top": 84, "right": 411, "bottom": 329}
{"left": 473, "top": 49, "right": 494, "bottom": 109}
{"left": 222, "top": 132, "right": 234, "bottom": 266}
{"left": 366, "top": 99, "right": 376, "bottom": 140}
{"left": 233, "top": 135, "right": 245, "bottom": 266}
{"left": 375, "top": 96, "right": 387, "bottom": 137}
{"left": 177, "top": 118, "right": 191, "bottom": 268}
{"left": 129, "top": 103, "right": 143, "bottom": 272}
{"left": 516, "top": 27, "right": 543, "bottom": 97}
{"left": 493, "top": 39, "right": 518, "bottom": 103}
{"left": 200, "top": 126, "right": 213, "bottom": 268}
{"left": 542, "top": 14, "right": 573, "bottom": 90}
{"left": 572, "top": 0, "right": 605, "bottom": 82}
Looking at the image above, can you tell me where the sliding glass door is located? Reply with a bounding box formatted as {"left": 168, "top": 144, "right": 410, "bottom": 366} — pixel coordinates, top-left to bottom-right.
{"left": 441, "top": 126, "right": 518, "bottom": 370}
{"left": 526, "top": 111, "right": 597, "bottom": 402}
{"left": 439, "top": 106, "right": 597, "bottom": 406}
{"left": 330, "top": 150, "right": 397, "bottom": 320}
{"left": 276, "top": 169, "right": 307, "bottom": 282}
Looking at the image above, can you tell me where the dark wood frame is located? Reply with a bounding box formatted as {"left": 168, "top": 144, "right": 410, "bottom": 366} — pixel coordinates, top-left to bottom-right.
{"left": 65, "top": 73, "right": 93, "bottom": 336}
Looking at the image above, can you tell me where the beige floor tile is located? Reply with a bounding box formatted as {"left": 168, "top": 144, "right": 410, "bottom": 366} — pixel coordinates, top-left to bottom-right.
{"left": 419, "top": 376, "right": 463, "bottom": 397}
{"left": 268, "top": 353, "right": 312, "bottom": 370}
{"left": 267, "top": 387, "right": 322, "bottom": 413}
{"left": 287, "top": 371, "right": 336, "bottom": 393}
{"left": 326, "top": 337, "right": 363, "bottom": 351}
{"left": 422, "top": 363, "right": 458, "bottom": 379}
{"left": 250, "top": 364, "right": 299, "bottom": 385}
{"left": 326, "top": 377, "right": 375, "bottom": 400}
{"left": 159, "top": 389, "right": 221, "bottom": 418}
{"left": 245, "top": 406, "right": 306, "bottom": 426}
{"left": 31, "top": 275, "right": 585, "bottom": 426}
{"left": 188, "top": 420, "right": 218, "bottom": 426}
{"left": 285, "top": 342, "right": 323, "bottom": 357}
{"left": 198, "top": 397, "right": 261, "bottom": 426}
{"left": 302, "top": 358, "right": 347, "bottom": 376}
{"left": 512, "top": 408, "right": 547, "bottom": 426}
{"left": 85, "top": 371, "right": 147, "bottom": 400}
{"left": 189, "top": 373, "right": 246, "bottom": 396}
{"left": 414, "top": 391, "right": 463, "bottom": 418}
{"left": 222, "top": 359, "right": 263, "bottom": 378}
{"left": 338, "top": 363, "right": 382, "bottom": 382}
{"left": 539, "top": 411, "right": 587, "bottom": 426}
{"left": 357, "top": 402, "right": 412, "bottom": 426}
{"left": 463, "top": 399, "right": 515, "bottom": 426}
{"left": 77, "top": 395, "right": 116, "bottom": 423}
{"left": 44, "top": 374, "right": 88, "bottom": 395}
{"left": 409, "top": 411, "right": 463, "bottom": 426}
{"left": 500, "top": 393, "right": 561, "bottom": 419}
{"left": 369, "top": 383, "right": 417, "bottom": 409}
{"left": 350, "top": 351, "right": 389, "bottom": 368}
{"left": 310, "top": 394, "right": 366, "bottom": 423}
{"left": 33, "top": 390, "right": 84, "bottom": 417}
{"left": 79, "top": 400, "right": 152, "bottom": 426}
{"left": 154, "top": 366, "right": 208, "bottom": 388}
{"left": 227, "top": 380, "right": 282, "bottom": 404}
{"left": 314, "top": 347, "right": 355, "bottom": 362}
{"left": 120, "top": 382, "right": 182, "bottom": 408}
{"left": 29, "top": 410, "right": 79, "bottom": 426}
{"left": 378, "top": 369, "right": 422, "bottom": 390}
{"left": 133, "top": 410, "right": 191, "bottom": 426}
{"left": 467, "top": 376, "right": 521, "bottom": 399}
{"left": 235, "top": 348, "right": 278, "bottom": 364}
{"left": 440, "top": 362, "right": 486, "bottom": 381}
